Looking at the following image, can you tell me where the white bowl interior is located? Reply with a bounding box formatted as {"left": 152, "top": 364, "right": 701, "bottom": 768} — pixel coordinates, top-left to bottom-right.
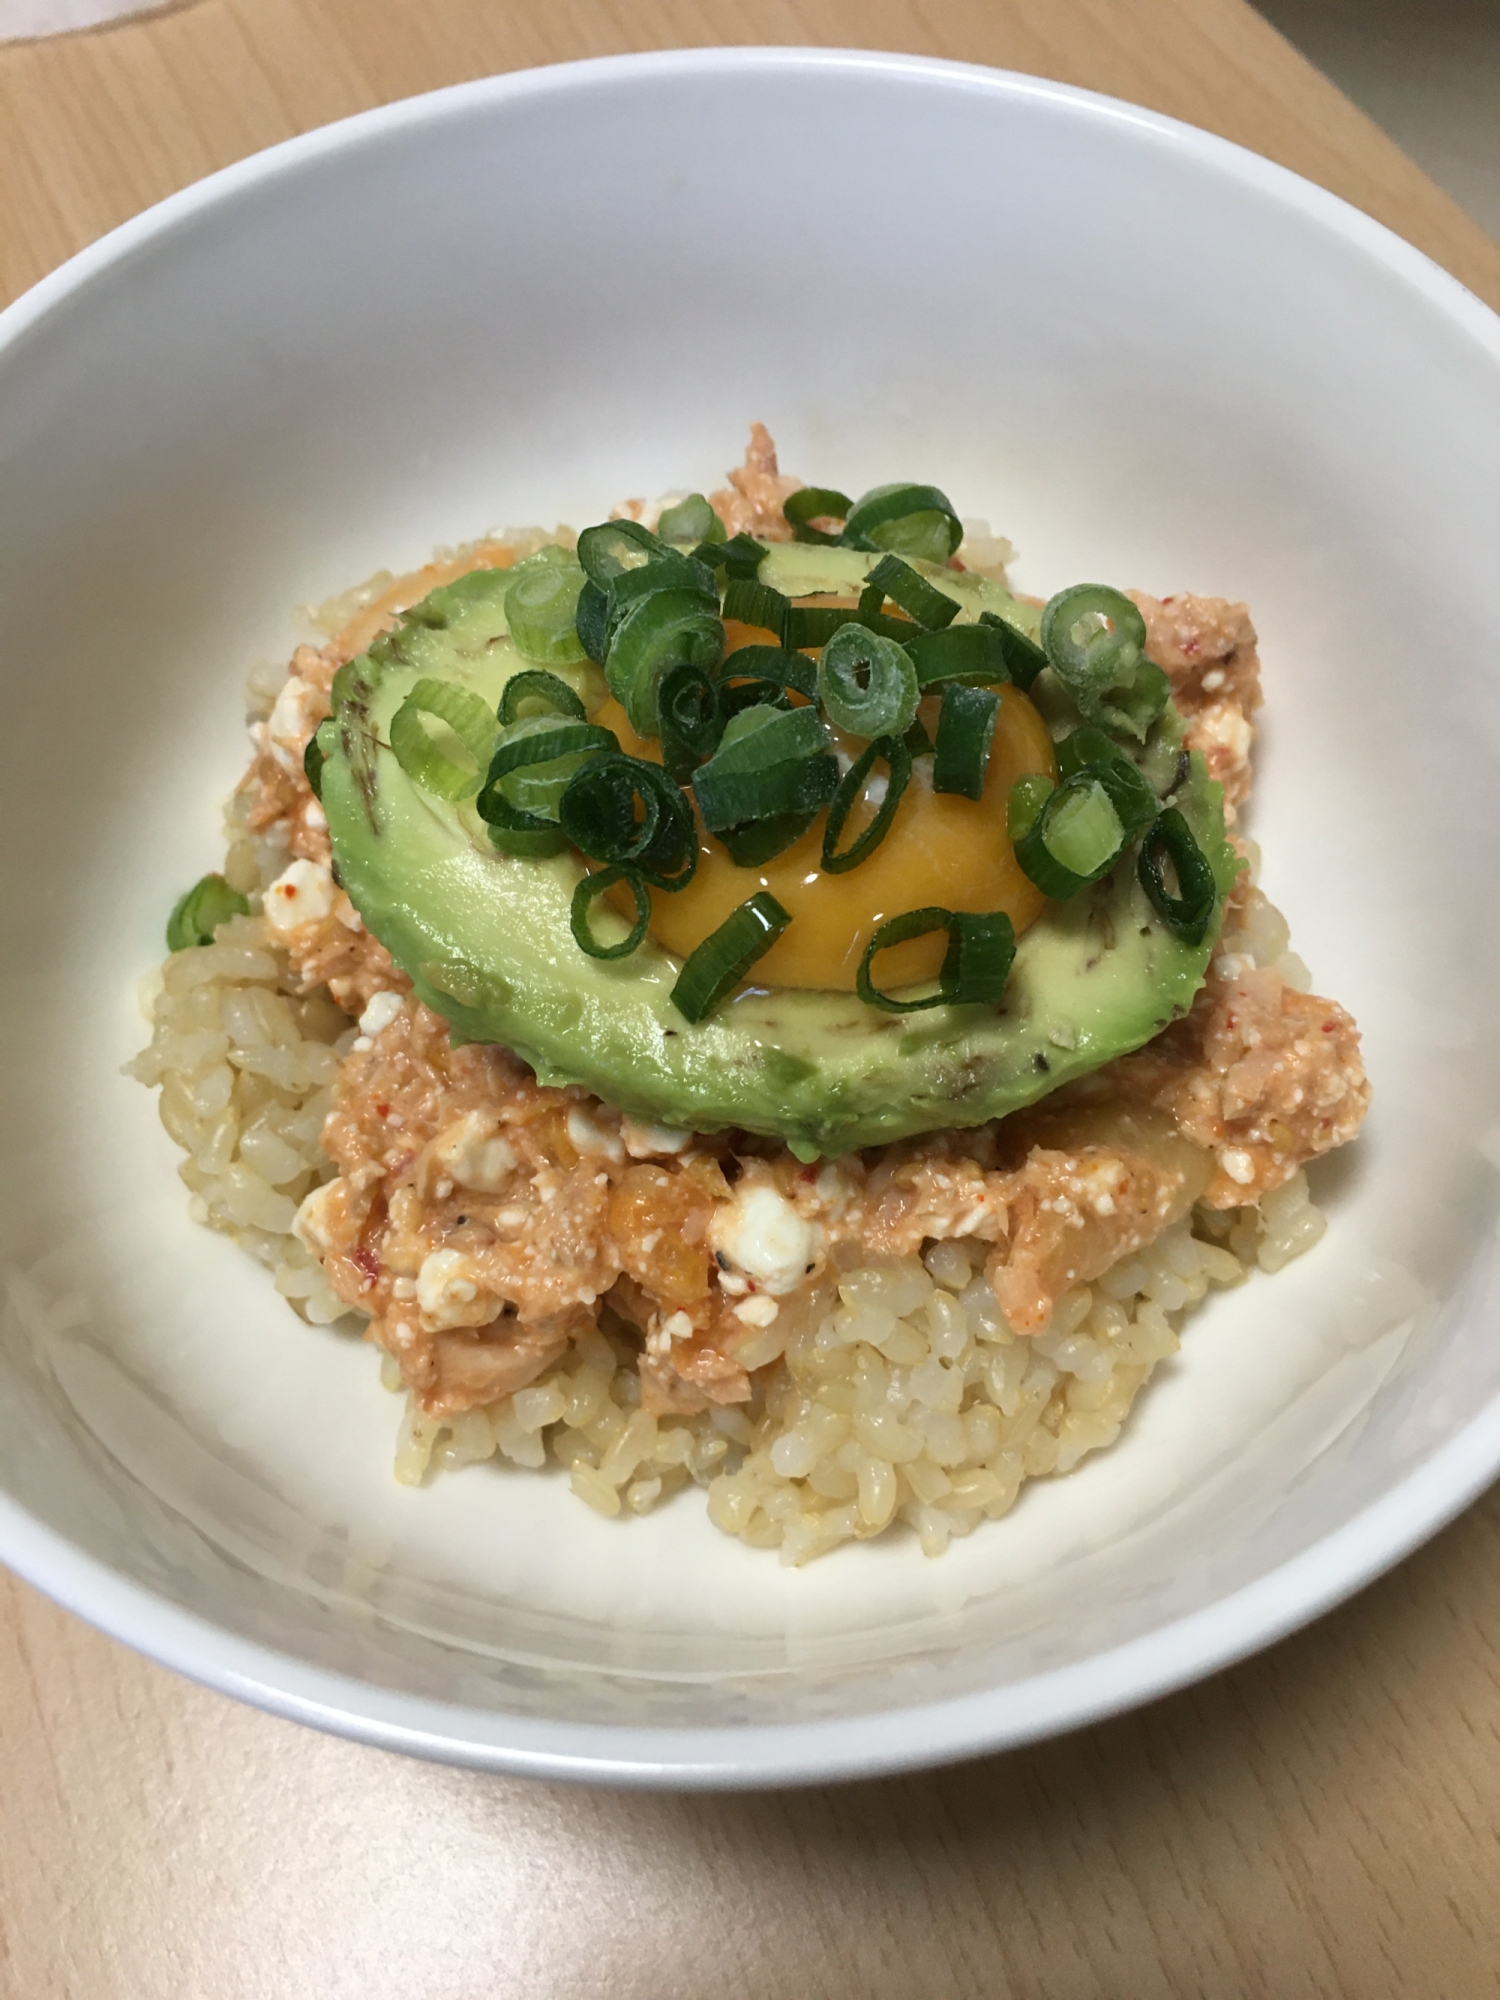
{"left": 1, "top": 51, "right": 1498, "bottom": 1778}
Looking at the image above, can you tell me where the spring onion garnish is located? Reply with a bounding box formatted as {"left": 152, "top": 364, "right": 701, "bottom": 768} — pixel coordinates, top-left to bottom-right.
{"left": 692, "top": 532, "right": 767, "bottom": 580}
{"left": 784, "top": 487, "right": 853, "bottom": 546}
{"left": 816, "top": 623, "right": 919, "bottom": 741}
{"left": 1039, "top": 585, "right": 1168, "bottom": 739}
{"left": 1138, "top": 808, "right": 1217, "bottom": 944}
{"left": 903, "top": 622, "right": 1012, "bottom": 690}
{"left": 1012, "top": 773, "right": 1127, "bottom": 899}
{"left": 575, "top": 579, "right": 610, "bottom": 664}
{"left": 606, "top": 588, "right": 725, "bottom": 738}
{"left": 575, "top": 518, "right": 666, "bottom": 587}
{"left": 782, "top": 603, "right": 866, "bottom": 649}
{"left": 166, "top": 872, "right": 250, "bottom": 952}
{"left": 606, "top": 549, "right": 720, "bottom": 623}
{"left": 657, "top": 661, "right": 727, "bottom": 784}
{"left": 721, "top": 575, "right": 792, "bottom": 647}
{"left": 499, "top": 669, "right": 586, "bottom": 727}
{"left": 822, "top": 736, "right": 912, "bottom": 873}
{"left": 303, "top": 719, "right": 336, "bottom": 800}
{"left": 390, "top": 677, "right": 499, "bottom": 801}
{"left": 1055, "top": 725, "right": 1158, "bottom": 840}
{"left": 505, "top": 558, "right": 589, "bottom": 665}
{"left": 979, "top": 610, "right": 1047, "bottom": 692}
{"left": 714, "top": 644, "right": 818, "bottom": 703}
{"left": 570, "top": 865, "right": 653, "bottom": 960}
{"left": 1007, "top": 772, "right": 1054, "bottom": 844}
{"left": 559, "top": 752, "right": 698, "bottom": 889}
{"left": 671, "top": 892, "right": 792, "bottom": 1021}
{"left": 840, "top": 484, "right": 963, "bottom": 564}
{"left": 933, "top": 683, "right": 1001, "bottom": 799}
{"left": 856, "top": 907, "right": 1016, "bottom": 1013}
{"left": 476, "top": 719, "right": 616, "bottom": 855}
{"left": 657, "top": 494, "right": 725, "bottom": 544}
{"left": 858, "top": 553, "right": 961, "bottom": 632}
{"left": 691, "top": 705, "right": 839, "bottom": 831}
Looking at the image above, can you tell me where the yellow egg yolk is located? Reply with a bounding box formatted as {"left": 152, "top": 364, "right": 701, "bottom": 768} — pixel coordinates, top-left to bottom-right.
{"left": 596, "top": 613, "right": 1057, "bottom": 991}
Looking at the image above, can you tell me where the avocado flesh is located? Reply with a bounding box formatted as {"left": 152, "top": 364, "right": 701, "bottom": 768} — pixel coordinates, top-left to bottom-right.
{"left": 321, "top": 548, "right": 1238, "bottom": 1158}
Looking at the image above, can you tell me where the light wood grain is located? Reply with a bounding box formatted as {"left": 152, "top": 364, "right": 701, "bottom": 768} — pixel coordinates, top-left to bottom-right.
{"left": 2, "top": 6, "right": 1499, "bottom": 1997}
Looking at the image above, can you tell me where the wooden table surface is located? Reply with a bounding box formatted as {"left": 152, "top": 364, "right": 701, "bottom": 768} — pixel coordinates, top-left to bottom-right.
{"left": 3, "top": 5, "right": 1499, "bottom": 1996}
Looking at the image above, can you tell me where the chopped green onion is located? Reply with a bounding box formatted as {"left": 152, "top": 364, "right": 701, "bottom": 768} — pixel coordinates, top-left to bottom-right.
{"left": 499, "top": 669, "right": 586, "bottom": 727}
{"left": 605, "top": 588, "right": 725, "bottom": 738}
{"left": 1138, "top": 809, "right": 1217, "bottom": 944}
{"left": 477, "top": 717, "right": 617, "bottom": 824}
{"left": 692, "top": 716, "right": 839, "bottom": 832}
{"left": 1055, "top": 726, "right": 1158, "bottom": 839}
{"left": 722, "top": 575, "right": 792, "bottom": 646}
{"left": 575, "top": 518, "right": 666, "bottom": 587}
{"left": 714, "top": 815, "right": 820, "bottom": 867}
{"left": 1040, "top": 584, "right": 1165, "bottom": 737}
{"left": 784, "top": 487, "right": 853, "bottom": 546}
{"left": 1007, "top": 773, "right": 1054, "bottom": 843}
{"left": 657, "top": 494, "right": 725, "bottom": 544}
{"left": 822, "top": 736, "right": 912, "bottom": 873}
{"left": 904, "top": 623, "right": 1012, "bottom": 690}
{"left": 505, "top": 558, "right": 589, "bottom": 664}
{"left": 933, "top": 683, "right": 1001, "bottom": 799}
{"left": 483, "top": 797, "right": 567, "bottom": 858}
{"left": 856, "top": 906, "right": 1016, "bottom": 1013}
{"left": 716, "top": 702, "right": 829, "bottom": 771}
{"left": 303, "top": 718, "right": 336, "bottom": 800}
{"left": 841, "top": 483, "right": 963, "bottom": 564}
{"left": 558, "top": 752, "right": 698, "bottom": 888}
{"left": 671, "top": 892, "right": 791, "bottom": 1021}
{"left": 1013, "top": 773, "right": 1126, "bottom": 898}
{"left": 714, "top": 644, "right": 818, "bottom": 703}
{"left": 979, "top": 611, "right": 1047, "bottom": 691}
{"left": 859, "top": 553, "right": 961, "bottom": 631}
{"left": 782, "top": 603, "right": 863, "bottom": 650}
{"left": 904, "top": 714, "right": 935, "bottom": 759}
{"left": 657, "top": 661, "right": 726, "bottom": 784}
{"left": 575, "top": 579, "right": 610, "bottom": 664}
{"left": 166, "top": 872, "right": 250, "bottom": 951}
{"left": 607, "top": 550, "right": 719, "bottom": 624}
{"left": 571, "top": 866, "right": 652, "bottom": 960}
{"left": 816, "top": 624, "right": 919, "bottom": 741}
{"left": 691, "top": 532, "right": 766, "bottom": 579}
{"left": 390, "top": 677, "right": 498, "bottom": 801}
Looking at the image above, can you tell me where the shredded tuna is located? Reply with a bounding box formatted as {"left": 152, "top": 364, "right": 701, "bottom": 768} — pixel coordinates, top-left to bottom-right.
{"left": 708, "top": 422, "right": 803, "bottom": 541}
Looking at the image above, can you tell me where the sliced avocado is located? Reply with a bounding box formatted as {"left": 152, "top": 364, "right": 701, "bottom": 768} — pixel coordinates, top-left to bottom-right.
{"left": 321, "top": 544, "right": 1237, "bottom": 1158}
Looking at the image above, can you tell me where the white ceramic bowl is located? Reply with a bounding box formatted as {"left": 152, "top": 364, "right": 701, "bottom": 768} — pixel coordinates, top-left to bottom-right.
{"left": 1, "top": 48, "right": 1497, "bottom": 1787}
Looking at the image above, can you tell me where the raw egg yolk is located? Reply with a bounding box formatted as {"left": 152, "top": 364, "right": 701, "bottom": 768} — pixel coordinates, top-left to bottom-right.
{"left": 596, "top": 615, "right": 1057, "bottom": 991}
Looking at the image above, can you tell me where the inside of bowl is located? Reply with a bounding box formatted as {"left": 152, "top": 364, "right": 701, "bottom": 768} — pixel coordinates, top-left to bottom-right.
{"left": 1, "top": 53, "right": 1497, "bottom": 1756}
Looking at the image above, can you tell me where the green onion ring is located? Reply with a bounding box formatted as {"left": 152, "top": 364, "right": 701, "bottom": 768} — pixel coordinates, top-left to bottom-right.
{"left": 841, "top": 483, "right": 963, "bottom": 563}
{"left": 1039, "top": 584, "right": 1152, "bottom": 721}
{"left": 1006, "top": 773, "right": 1054, "bottom": 844}
{"left": 933, "top": 683, "right": 1001, "bottom": 799}
{"left": 559, "top": 752, "right": 698, "bottom": 888}
{"left": 784, "top": 487, "right": 853, "bottom": 546}
{"left": 691, "top": 532, "right": 766, "bottom": 579}
{"left": 482, "top": 795, "right": 568, "bottom": 858}
{"left": 671, "top": 892, "right": 792, "bottom": 1021}
{"left": 693, "top": 752, "right": 840, "bottom": 833}
{"left": 505, "top": 559, "right": 589, "bottom": 665}
{"left": 390, "top": 677, "right": 499, "bottom": 801}
{"left": 1013, "top": 773, "right": 1126, "bottom": 899}
{"left": 856, "top": 906, "right": 1016, "bottom": 1013}
{"left": 575, "top": 518, "right": 667, "bottom": 587}
{"left": 722, "top": 575, "right": 792, "bottom": 646}
{"left": 822, "top": 736, "right": 912, "bottom": 873}
{"left": 713, "top": 643, "right": 818, "bottom": 702}
{"left": 859, "top": 553, "right": 961, "bottom": 631}
{"left": 1055, "top": 726, "right": 1158, "bottom": 839}
{"left": 499, "top": 669, "right": 586, "bottom": 727}
{"left": 571, "top": 866, "right": 653, "bottom": 960}
{"left": 476, "top": 717, "right": 616, "bottom": 826}
{"left": 575, "top": 579, "right": 610, "bottom": 664}
{"left": 714, "top": 814, "right": 820, "bottom": 867}
{"left": 657, "top": 494, "right": 724, "bottom": 544}
{"left": 657, "top": 661, "right": 727, "bottom": 784}
{"left": 978, "top": 611, "right": 1047, "bottom": 691}
{"left": 905, "top": 623, "right": 1012, "bottom": 690}
{"left": 606, "top": 551, "right": 719, "bottom": 626}
{"left": 1138, "top": 808, "right": 1218, "bottom": 944}
{"left": 166, "top": 872, "right": 250, "bottom": 952}
{"left": 605, "top": 588, "right": 726, "bottom": 738}
{"left": 817, "top": 623, "right": 919, "bottom": 740}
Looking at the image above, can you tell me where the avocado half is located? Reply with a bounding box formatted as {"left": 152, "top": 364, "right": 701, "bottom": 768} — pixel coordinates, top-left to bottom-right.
{"left": 320, "top": 543, "right": 1238, "bottom": 1158}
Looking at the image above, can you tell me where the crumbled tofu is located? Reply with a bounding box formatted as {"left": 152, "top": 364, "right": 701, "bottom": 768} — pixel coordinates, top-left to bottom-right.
{"left": 733, "top": 1293, "right": 780, "bottom": 1327}
{"left": 265, "top": 672, "right": 327, "bottom": 775}
{"left": 358, "top": 990, "right": 405, "bottom": 1037}
{"left": 710, "top": 1182, "right": 820, "bottom": 1296}
{"left": 566, "top": 1106, "right": 625, "bottom": 1163}
{"left": 432, "top": 1111, "right": 518, "bottom": 1194}
{"left": 264, "top": 858, "right": 336, "bottom": 933}
{"left": 416, "top": 1247, "right": 481, "bottom": 1324}
{"left": 291, "top": 1180, "right": 339, "bottom": 1256}
{"left": 621, "top": 1117, "right": 693, "bottom": 1157}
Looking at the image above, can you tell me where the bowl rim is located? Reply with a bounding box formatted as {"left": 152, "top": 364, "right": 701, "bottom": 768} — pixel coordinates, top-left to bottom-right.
{"left": 2, "top": 43, "right": 1498, "bottom": 1788}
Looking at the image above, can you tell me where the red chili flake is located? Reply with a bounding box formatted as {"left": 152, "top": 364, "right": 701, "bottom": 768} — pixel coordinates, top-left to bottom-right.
{"left": 1181, "top": 637, "right": 1200, "bottom": 657}
{"left": 1323, "top": 1021, "right": 1337, "bottom": 1032}
{"left": 375, "top": 1102, "right": 390, "bottom": 1119}
{"left": 352, "top": 1245, "right": 381, "bottom": 1288}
